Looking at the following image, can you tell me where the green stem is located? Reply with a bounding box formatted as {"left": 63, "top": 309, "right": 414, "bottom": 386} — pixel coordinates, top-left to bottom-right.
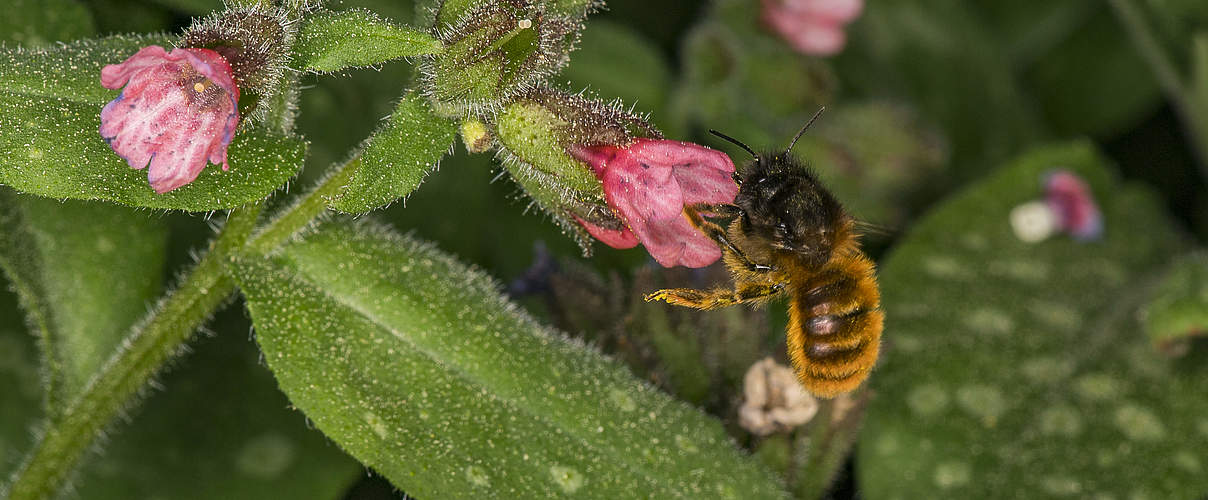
{"left": 1109, "top": 0, "right": 1208, "bottom": 179}
{"left": 3, "top": 159, "right": 358, "bottom": 500}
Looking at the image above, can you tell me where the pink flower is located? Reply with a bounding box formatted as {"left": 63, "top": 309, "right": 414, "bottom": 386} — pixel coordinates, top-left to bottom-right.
{"left": 99, "top": 45, "right": 240, "bottom": 194}
{"left": 570, "top": 139, "right": 740, "bottom": 268}
{"left": 1045, "top": 170, "right": 1102, "bottom": 240}
{"left": 760, "top": 0, "right": 863, "bottom": 56}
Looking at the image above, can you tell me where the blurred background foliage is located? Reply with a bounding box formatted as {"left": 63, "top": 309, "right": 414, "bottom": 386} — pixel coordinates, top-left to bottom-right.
{"left": 3, "top": 0, "right": 1208, "bottom": 498}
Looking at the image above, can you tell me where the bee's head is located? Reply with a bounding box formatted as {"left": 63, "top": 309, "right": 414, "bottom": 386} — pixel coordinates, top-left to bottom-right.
{"left": 736, "top": 152, "right": 846, "bottom": 264}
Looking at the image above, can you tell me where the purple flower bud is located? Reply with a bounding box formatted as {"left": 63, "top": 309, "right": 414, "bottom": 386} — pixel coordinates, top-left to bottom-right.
{"left": 99, "top": 46, "right": 240, "bottom": 194}
{"left": 1044, "top": 170, "right": 1103, "bottom": 240}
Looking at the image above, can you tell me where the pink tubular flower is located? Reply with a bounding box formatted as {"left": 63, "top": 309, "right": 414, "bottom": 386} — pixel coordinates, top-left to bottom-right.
{"left": 99, "top": 45, "right": 240, "bottom": 194}
{"left": 760, "top": 0, "right": 863, "bottom": 56}
{"left": 570, "top": 139, "right": 740, "bottom": 268}
{"left": 1045, "top": 170, "right": 1103, "bottom": 240}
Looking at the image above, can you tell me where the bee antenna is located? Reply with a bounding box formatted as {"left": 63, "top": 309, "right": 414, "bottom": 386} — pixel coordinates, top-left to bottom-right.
{"left": 709, "top": 129, "right": 756, "bottom": 158}
{"left": 786, "top": 106, "right": 826, "bottom": 153}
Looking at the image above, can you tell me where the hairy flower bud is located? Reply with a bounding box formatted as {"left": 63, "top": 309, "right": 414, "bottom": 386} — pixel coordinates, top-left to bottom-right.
{"left": 422, "top": 0, "right": 583, "bottom": 114}
{"left": 180, "top": 5, "right": 299, "bottom": 119}
{"left": 495, "top": 87, "right": 739, "bottom": 268}
{"left": 494, "top": 89, "right": 649, "bottom": 253}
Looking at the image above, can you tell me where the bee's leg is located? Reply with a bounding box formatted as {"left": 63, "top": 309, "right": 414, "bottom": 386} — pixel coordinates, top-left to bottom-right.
{"left": 683, "top": 203, "right": 772, "bottom": 273}
{"left": 645, "top": 282, "right": 786, "bottom": 310}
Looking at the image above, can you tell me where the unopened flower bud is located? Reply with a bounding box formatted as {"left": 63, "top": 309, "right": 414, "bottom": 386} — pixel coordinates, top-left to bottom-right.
{"left": 460, "top": 118, "right": 492, "bottom": 153}
{"left": 181, "top": 5, "right": 297, "bottom": 117}
{"left": 494, "top": 88, "right": 642, "bottom": 253}
{"left": 423, "top": 0, "right": 579, "bottom": 114}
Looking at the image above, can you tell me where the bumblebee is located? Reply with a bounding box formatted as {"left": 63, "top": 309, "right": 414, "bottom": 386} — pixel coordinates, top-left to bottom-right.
{"left": 645, "top": 110, "right": 883, "bottom": 398}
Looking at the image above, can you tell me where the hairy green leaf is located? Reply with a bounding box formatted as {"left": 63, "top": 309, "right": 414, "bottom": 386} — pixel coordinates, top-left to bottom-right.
{"left": 857, "top": 142, "right": 1207, "bottom": 498}
{"left": 233, "top": 220, "right": 788, "bottom": 499}
{"left": 0, "top": 93, "right": 306, "bottom": 211}
{"left": 328, "top": 93, "right": 456, "bottom": 213}
{"left": 295, "top": 9, "right": 442, "bottom": 73}
{"left": 0, "top": 36, "right": 307, "bottom": 210}
{"left": 0, "top": 288, "right": 44, "bottom": 479}
{"left": 835, "top": 0, "right": 1044, "bottom": 174}
{"left": 70, "top": 308, "right": 361, "bottom": 499}
{"left": 1142, "top": 252, "right": 1208, "bottom": 355}
{"left": 0, "top": 0, "right": 93, "bottom": 47}
{"left": 0, "top": 189, "right": 166, "bottom": 413}
{"left": 0, "top": 288, "right": 361, "bottom": 498}
{"left": 0, "top": 35, "right": 171, "bottom": 105}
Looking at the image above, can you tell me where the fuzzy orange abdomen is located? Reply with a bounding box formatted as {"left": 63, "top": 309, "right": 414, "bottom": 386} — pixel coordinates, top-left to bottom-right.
{"left": 784, "top": 251, "right": 883, "bottom": 398}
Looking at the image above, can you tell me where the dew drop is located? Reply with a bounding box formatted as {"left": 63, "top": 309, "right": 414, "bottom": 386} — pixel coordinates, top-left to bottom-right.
{"left": 549, "top": 465, "right": 584, "bottom": 493}
{"left": 1040, "top": 475, "right": 1082, "bottom": 496}
{"left": 1113, "top": 404, "right": 1166, "bottom": 441}
{"left": 675, "top": 434, "right": 699, "bottom": 453}
{"left": 1073, "top": 373, "right": 1121, "bottom": 401}
{"left": 1021, "top": 357, "right": 1073, "bottom": 383}
{"left": 923, "top": 255, "right": 968, "bottom": 279}
{"left": 364, "top": 411, "right": 389, "bottom": 438}
{"left": 906, "top": 384, "right": 949, "bottom": 417}
{"left": 963, "top": 307, "right": 1014, "bottom": 336}
{"left": 609, "top": 389, "right": 637, "bottom": 412}
{"left": 1039, "top": 404, "right": 1082, "bottom": 437}
{"left": 933, "top": 461, "right": 970, "bottom": 488}
{"left": 956, "top": 385, "right": 1007, "bottom": 427}
{"left": 1174, "top": 451, "right": 1202, "bottom": 473}
{"left": 465, "top": 465, "right": 490, "bottom": 487}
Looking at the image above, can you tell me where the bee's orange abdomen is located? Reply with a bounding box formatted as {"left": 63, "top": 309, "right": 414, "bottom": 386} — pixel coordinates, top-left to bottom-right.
{"left": 785, "top": 249, "right": 883, "bottom": 398}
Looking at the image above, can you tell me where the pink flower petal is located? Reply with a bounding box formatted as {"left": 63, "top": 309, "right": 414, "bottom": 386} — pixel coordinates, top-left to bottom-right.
{"left": 761, "top": 0, "right": 861, "bottom": 56}
{"left": 1045, "top": 170, "right": 1103, "bottom": 240}
{"left": 571, "top": 138, "right": 738, "bottom": 268}
{"left": 98, "top": 46, "right": 240, "bottom": 193}
{"left": 573, "top": 215, "right": 640, "bottom": 249}
{"left": 777, "top": 0, "right": 863, "bottom": 23}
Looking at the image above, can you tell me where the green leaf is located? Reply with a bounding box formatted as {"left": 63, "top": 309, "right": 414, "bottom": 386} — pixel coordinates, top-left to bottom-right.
{"left": 857, "top": 142, "right": 1207, "bottom": 498}
{"left": 0, "top": 0, "right": 93, "bottom": 47}
{"left": 1142, "top": 252, "right": 1208, "bottom": 355}
{"left": 232, "top": 220, "right": 788, "bottom": 499}
{"left": 295, "top": 9, "right": 442, "bottom": 73}
{"left": 0, "top": 189, "right": 166, "bottom": 413}
{"left": 0, "top": 35, "right": 171, "bottom": 105}
{"left": 0, "top": 93, "right": 306, "bottom": 211}
{"left": 1016, "top": 5, "right": 1161, "bottom": 137}
{"left": 328, "top": 93, "right": 456, "bottom": 213}
{"left": 0, "top": 286, "right": 361, "bottom": 497}
{"left": 0, "top": 36, "right": 308, "bottom": 211}
{"left": 834, "top": 0, "right": 1045, "bottom": 174}
{"left": 0, "top": 287, "right": 45, "bottom": 479}
{"left": 68, "top": 308, "right": 361, "bottom": 499}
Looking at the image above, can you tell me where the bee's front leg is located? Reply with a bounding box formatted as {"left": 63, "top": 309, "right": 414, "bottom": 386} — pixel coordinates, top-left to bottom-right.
{"left": 645, "top": 283, "right": 785, "bottom": 310}
{"left": 683, "top": 203, "right": 772, "bottom": 273}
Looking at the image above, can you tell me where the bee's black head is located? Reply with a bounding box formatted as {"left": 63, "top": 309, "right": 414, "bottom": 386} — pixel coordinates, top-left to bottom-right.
{"left": 734, "top": 152, "right": 845, "bottom": 264}
{"left": 710, "top": 108, "right": 844, "bottom": 265}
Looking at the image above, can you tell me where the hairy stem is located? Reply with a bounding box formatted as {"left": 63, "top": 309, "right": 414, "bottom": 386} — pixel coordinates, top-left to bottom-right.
{"left": 3, "top": 159, "right": 358, "bottom": 500}
{"left": 1109, "top": 0, "right": 1208, "bottom": 179}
